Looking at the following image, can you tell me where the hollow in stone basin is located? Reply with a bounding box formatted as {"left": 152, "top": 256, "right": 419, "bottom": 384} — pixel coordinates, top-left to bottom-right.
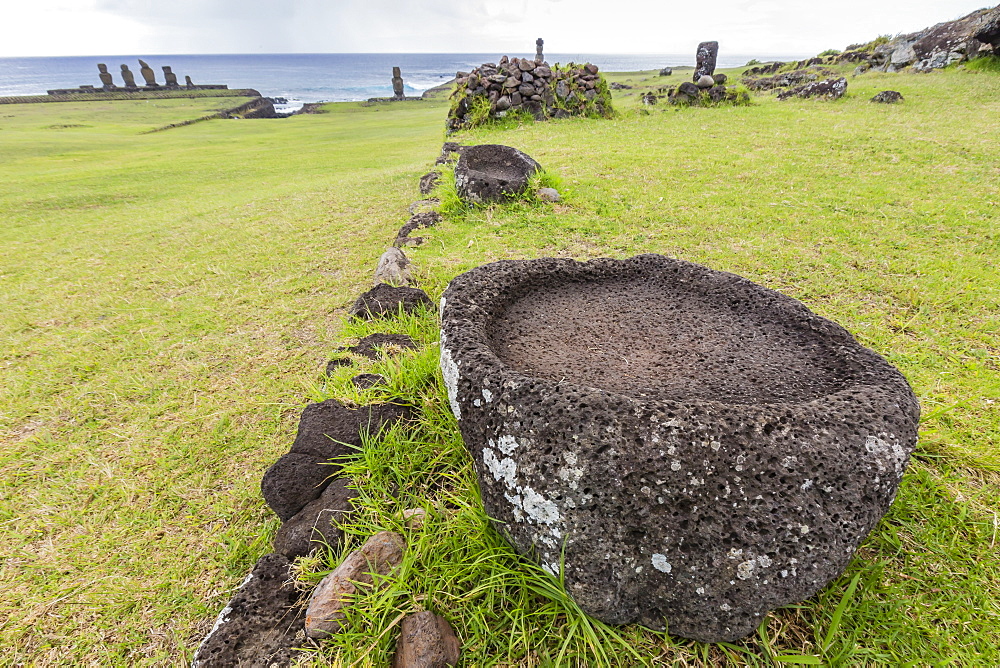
{"left": 440, "top": 255, "right": 919, "bottom": 642}
{"left": 490, "top": 277, "right": 854, "bottom": 404}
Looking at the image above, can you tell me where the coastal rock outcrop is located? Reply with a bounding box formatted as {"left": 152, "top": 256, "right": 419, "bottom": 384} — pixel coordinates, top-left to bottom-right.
{"left": 871, "top": 4, "right": 1000, "bottom": 72}
{"left": 439, "top": 254, "right": 919, "bottom": 642}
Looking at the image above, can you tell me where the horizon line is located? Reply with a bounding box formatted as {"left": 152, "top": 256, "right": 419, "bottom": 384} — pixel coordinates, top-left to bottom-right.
{"left": 1, "top": 50, "right": 817, "bottom": 59}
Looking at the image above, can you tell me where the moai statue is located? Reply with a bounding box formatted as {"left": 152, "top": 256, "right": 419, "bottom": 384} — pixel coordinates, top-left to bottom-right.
{"left": 120, "top": 64, "right": 137, "bottom": 88}
{"left": 535, "top": 38, "right": 544, "bottom": 63}
{"left": 185, "top": 75, "right": 194, "bottom": 88}
{"left": 392, "top": 66, "right": 404, "bottom": 99}
{"left": 97, "top": 63, "right": 115, "bottom": 89}
{"left": 693, "top": 41, "right": 719, "bottom": 82}
{"left": 138, "top": 59, "right": 158, "bottom": 86}
{"left": 162, "top": 66, "right": 179, "bottom": 87}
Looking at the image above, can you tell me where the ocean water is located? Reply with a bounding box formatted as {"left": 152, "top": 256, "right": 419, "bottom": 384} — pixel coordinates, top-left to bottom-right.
{"left": 0, "top": 52, "right": 808, "bottom": 104}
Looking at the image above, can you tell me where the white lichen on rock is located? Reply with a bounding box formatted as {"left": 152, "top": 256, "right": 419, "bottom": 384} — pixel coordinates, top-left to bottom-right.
{"left": 651, "top": 553, "right": 672, "bottom": 573}
{"left": 865, "top": 434, "right": 909, "bottom": 475}
{"left": 737, "top": 560, "right": 756, "bottom": 580}
{"left": 439, "top": 344, "right": 461, "bottom": 420}
{"left": 495, "top": 435, "right": 519, "bottom": 456}
{"left": 483, "top": 439, "right": 562, "bottom": 531}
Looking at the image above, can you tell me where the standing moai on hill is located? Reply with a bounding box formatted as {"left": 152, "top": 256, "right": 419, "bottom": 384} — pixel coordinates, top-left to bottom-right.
{"left": 392, "top": 67, "right": 404, "bottom": 99}
{"left": 138, "top": 59, "right": 158, "bottom": 86}
{"left": 97, "top": 64, "right": 115, "bottom": 89}
{"left": 120, "top": 64, "right": 137, "bottom": 88}
{"left": 185, "top": 75, "right": 194, "bottom": 88}
{"left": 162, "top": 66, "right": 179, "bottom": 87}
{"left": 536, "top": 38, "right": 544, "bottom": 63}
{"left": 694, "top": 41, "right": 719, "bottom": 82}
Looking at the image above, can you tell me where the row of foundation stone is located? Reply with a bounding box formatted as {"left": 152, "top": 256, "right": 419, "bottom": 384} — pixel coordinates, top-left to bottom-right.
{"left": 191, "top": 142, "right": 554, "bottom": 667}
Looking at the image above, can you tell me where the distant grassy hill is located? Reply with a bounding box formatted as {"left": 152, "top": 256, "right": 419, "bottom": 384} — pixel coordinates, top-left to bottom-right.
{"left": 0, "top": 62, "right": 997, "bottom": 665}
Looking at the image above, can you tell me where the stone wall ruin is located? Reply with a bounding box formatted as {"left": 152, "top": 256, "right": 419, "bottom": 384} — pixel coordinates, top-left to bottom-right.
{"left": 447, "top": 56, "right": 613, "bottom": 131}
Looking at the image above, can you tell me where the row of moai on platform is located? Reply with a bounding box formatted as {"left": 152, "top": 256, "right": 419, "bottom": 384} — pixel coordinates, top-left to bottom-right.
{"left": 389, "top": 39, "right": 545, "bottom": 100}
{"left": 97, "top": 60, "right": 195, "bottom": 90}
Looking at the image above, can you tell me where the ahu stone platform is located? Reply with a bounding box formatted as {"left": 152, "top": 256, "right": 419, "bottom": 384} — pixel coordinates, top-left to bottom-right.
{"left": 439, "top": 254, "right": 919, "bottom": 642}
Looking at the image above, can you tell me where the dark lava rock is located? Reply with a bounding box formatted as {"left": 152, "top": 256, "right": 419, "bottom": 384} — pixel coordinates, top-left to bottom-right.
{"left": 419, "top": 171, "right": 440, "bottom": 195}
{"left": 262, "top": 400, "right": 412, "bottom": 520}
{"left": 273, "top": 477, "right": 358, "bottom": 559}
{"left": 676, "top": 81, "right": 699, "bottom": 97}
{"left": 352, "top": 373, "right": 387, "bottom": 390}
{"left": 349, "top": 284, "right": 433, "bottom": 320}
{"left": 408, "top": 199, "right": 440, "bottom": 215}
{"left": 345, "top": 333, "right": 418, "bottom": 360}
{"left": 871, "top": 90, "right": 904, "bottom": 104}
{"left": 744, "top": 69, "right": 825, "bottom": 92}
{"left": 453, "top": 144, "right": 541, "bottom": 205}
{"left": 392, "top": 611, "right": 461, "bottom": 668}
{"left": 395, "top": 211, "right": 441, "bottom": 247}
{"left": 872, "top": 5, "right": 1000, "bottom": 72}
{"left": 743, "top": 61, "right": 786, "bottom": 76}
{"left": 694, "top": 41, "right": 719, "bottom": 81}
{"left": 777, "top": 77, "right": 847, "bottom": 100}
{"left": 191, "top": 553, "right": 306, "bottom": 667}
{"left": 439, "top": 254, "right": 919, "bottom": 643}
{"left": 325, "top": 357, "right": 352, "bottom": 375}
{"left": 435, "top": 142, "right": 464, "bottom": 165}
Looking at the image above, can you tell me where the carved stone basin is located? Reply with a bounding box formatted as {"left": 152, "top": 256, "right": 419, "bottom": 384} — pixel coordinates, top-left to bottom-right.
{"left": 439, "top": 254, "right": 919, "bottom": 642}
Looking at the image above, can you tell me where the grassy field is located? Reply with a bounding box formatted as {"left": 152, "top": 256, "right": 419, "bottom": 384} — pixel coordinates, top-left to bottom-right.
{"left": 1, "top": 61, "right": 998, "bottom": 666}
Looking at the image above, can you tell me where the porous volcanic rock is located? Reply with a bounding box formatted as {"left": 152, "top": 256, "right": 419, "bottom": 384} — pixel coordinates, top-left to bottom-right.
{"left": 392, "top": 611, "right": 461, "bottom": 668}
{"left": 395, "top": 211, "right": 441, "bottom": 248}
{"left": 262, "top": 400, "right": 412, "bottom": 520}
{"left": 438, "top": 254, "right": 919, "bottom": 642}
{"left": 777, "top": 77, "right": 847, "bottom": 100}
{"left": 871, "top": 90, "right": 904, "bottom": 104}
{"left": 349, "top": 284, "right": 434, "bottom": 320}
{"left": 454, "top": 144, "right": 541, "bottom": 205}
{"left": 694, "top": 41, "right": 719, "bottom": 81}
{"left": 192, "top": 553, "right": 306, "bottom": 667}
{"left": 871, "top": 5, "right": 1000, "bottom": 72}
{"left": 346, "top": 333, "right": 419, "bottom": 359}
{"left": 419, "top": 171, "right": 441, "bottom": 195}
{"left": 352, "top": 373, "right": 387, "bottom": 390}
{"left": 273, "top": 477, "right": 358, "bottom": 559}
{"left": 326, "top": 334, "right": 419, "bottom": 376}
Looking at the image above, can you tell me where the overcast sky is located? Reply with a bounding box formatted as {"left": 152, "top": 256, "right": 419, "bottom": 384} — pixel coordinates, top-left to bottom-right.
{"left": 1, "top": 0, "right": 992, "bottom": 58}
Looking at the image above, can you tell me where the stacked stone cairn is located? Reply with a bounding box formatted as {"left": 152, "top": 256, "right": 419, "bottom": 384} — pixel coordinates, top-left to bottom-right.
{"left": 192, "top": 139, "right": 553, "bottom": 667}
{"left": 447, "top": 56, "right": 613, "bottom": 131}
